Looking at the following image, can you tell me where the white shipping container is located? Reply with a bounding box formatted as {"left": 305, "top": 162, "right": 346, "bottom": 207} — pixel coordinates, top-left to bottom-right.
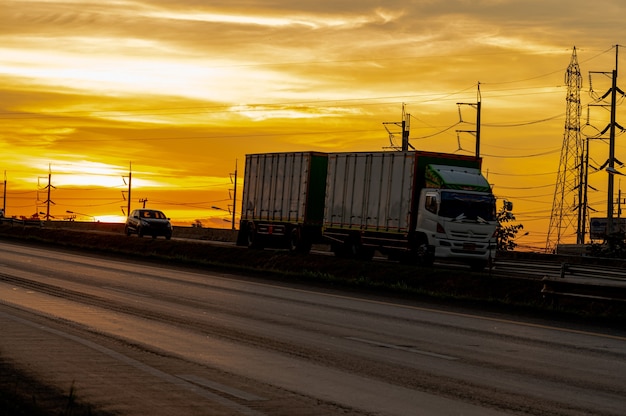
{"left": 325, "top": 152, "right": 415, "bottom": 232}
{"left": 242, "top": 153, "right": 310, "bottom": 223}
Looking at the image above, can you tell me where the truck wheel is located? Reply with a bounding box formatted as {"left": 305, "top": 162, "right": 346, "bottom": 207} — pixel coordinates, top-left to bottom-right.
{"left": 415, "top": 237, "right": 434, "bottom": 266}
{"left": 469, "top": 260, "right": 487, "bottom": 272}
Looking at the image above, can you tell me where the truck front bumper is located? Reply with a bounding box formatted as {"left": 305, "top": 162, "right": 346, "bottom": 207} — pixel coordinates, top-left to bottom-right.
{"left": 434, "top": 239, "right": 496, "bottom": 261}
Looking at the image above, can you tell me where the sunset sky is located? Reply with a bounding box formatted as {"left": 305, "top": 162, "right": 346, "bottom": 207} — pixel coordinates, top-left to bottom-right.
{"left": 2, "top": 0, "right": 626, "bottom": 250}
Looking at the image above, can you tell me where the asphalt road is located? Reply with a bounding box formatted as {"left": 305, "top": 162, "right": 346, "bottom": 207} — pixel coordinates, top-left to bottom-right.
{"left": 0, "top": 240, "right": 625, "bottom": 416}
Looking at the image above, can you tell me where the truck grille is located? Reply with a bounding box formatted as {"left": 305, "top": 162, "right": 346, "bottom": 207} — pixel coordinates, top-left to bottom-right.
{"left": 449, "top": 230, "right": 490, "bottom": 241}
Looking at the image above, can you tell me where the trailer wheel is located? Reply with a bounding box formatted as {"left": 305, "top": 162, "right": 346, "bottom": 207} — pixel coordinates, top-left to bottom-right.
{"left": 288, "top": 228, "right": 312, "bottom": 254}
{"left": 287, "top": 227, "right": 301, "bottom": 253}
{"left": 332, "top": 236, "right": 371, "bottom": 260}
{"left": 297, "top": 240, "right": 312, "bottom": 254}
{"left": 346, "top": 240, "right": 359, "bottom": 258}
{"left": 247, "top": 224, "right": 263, "bottom": 249}
{"left": 356, "top": 246, "right": 375, "bottom": 261}
{"left": 331, "top": 243, "right": 344, "bottom": 257}
{"left": 331, "top": 241, "right": 353, "bottom": 259}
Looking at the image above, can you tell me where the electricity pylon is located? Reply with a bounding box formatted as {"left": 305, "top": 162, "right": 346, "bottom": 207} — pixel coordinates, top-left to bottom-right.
{"left": 546, "top": 47, "right": 583, "bottom": 252}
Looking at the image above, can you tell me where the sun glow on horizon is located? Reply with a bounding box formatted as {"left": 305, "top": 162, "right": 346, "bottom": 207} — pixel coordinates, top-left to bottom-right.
{"left": 93, "top": 214, "right": 127, "bottom": 223}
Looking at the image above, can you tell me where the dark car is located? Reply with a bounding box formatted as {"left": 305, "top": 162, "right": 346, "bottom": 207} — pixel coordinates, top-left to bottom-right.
{"left": 125, "top": 209, "right": 172, "bottom": 239}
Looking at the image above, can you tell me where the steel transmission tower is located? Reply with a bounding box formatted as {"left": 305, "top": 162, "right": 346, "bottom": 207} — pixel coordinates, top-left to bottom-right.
{"left": 546, "top": 47, "right": 583, "bottom": 253}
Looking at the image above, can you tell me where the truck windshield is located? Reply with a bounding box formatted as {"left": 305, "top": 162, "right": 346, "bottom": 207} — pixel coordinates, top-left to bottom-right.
{"left": 438, "top": 191, "right": 496, "bottom": 222}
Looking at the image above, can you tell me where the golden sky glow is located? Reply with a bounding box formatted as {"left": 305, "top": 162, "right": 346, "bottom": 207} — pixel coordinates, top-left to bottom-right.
{"left": 2, "top": 0, "right": 626, "bottom": 249}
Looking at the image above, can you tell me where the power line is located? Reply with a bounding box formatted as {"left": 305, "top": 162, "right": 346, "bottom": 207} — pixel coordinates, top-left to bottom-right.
{"left": 482, "top": 114, "right": 563, "bottom": 127}
{"left": 488, "top": 171, "right": 557, "bottom": 177}
{"left": 495, "top": 183, "right": 556, "bottom": 190}
{"left": 474, "top": 148, "right": 562, "bottom": 159}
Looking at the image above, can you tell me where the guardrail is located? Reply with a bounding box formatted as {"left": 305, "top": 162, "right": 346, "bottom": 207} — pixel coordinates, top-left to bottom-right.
{"left": 494, "top": 258, "right": 626, "bottom": 304}
{"left": 540, "top": 262, "right": 626, "bottom": 304}
{"left": 541, "top": 277, "right": 626, "bottom": 303}
{"left": 0, "top": 217, "right": 43, "bottom": 227}
{"left": 496, "top": 258, "right": 626, "bottom": 280}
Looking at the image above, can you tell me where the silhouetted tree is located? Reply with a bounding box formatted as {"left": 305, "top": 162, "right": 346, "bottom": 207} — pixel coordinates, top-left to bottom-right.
{"left": 496, "top": 200, "right": 524, "bottom": 251}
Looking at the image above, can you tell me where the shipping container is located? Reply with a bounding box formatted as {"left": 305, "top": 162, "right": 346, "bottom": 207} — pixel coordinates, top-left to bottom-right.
{"left": 325, "top": 151, "right": 413, "bottom": 232}
{"left": 237, "top": 152, "right": 328, "bottom": 251}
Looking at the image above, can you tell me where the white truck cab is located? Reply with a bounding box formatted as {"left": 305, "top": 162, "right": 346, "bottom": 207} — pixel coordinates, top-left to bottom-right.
{"left": 416, "top": 165, "right": 497, "bottom": 269}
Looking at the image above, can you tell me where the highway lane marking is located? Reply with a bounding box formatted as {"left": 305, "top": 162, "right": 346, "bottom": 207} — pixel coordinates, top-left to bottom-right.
{"left": 178, "top": 374, "right": 266, "bottom": 401}
{"left": 101, "top": 285, "right": 152, "bottom": 298}
{"left": 346, "top": 337, "right": 459, "bottom": 361}
{"left": 0, "top": 310, "right": 265, "bottom": 416}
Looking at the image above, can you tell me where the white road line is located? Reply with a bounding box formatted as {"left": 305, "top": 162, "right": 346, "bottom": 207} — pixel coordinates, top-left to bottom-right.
{"left": 178, "top": 374, "right": 266, "bottom": 401}
{"left": 346, "top": 337, "right": 459, "bottom": 361}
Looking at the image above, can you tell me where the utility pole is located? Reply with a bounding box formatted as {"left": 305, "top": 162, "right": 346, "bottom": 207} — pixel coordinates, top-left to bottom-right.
{"left": 588, "top": 45, "right": 624, "bottom": 239}
{"left": 456, "top": 82, "right": 482, "bottom": 158}
{"left": 401, "top": 104, "right": 410, "bottom": 152}
{"left": 579, "top": 137, "right": 590, "bottom": 242}
{"left": 231, "top": 160, "right": 238, "bottom": 230}
{"left": 122, "top": 162, "right": 132, "bottom": 216}
{"left": 618, "top": 187, "right": 623, "bottom": 220}
{"left": 383, "top": 104, "right": 413, "bottom": 151}
{"left": 2, "top": 171, "right": 6, "bottom": 216}
{"left": 38, "top": 164, "right": 55, "bottom": 221}
{"left": 607, "top": 46, "right": 619, "bottom": 235}
{"left": 127, "top": 162, "right": 132, "bottom": 216}
{"left": 46, "top": 166, "right": 52, "bottom": 220}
